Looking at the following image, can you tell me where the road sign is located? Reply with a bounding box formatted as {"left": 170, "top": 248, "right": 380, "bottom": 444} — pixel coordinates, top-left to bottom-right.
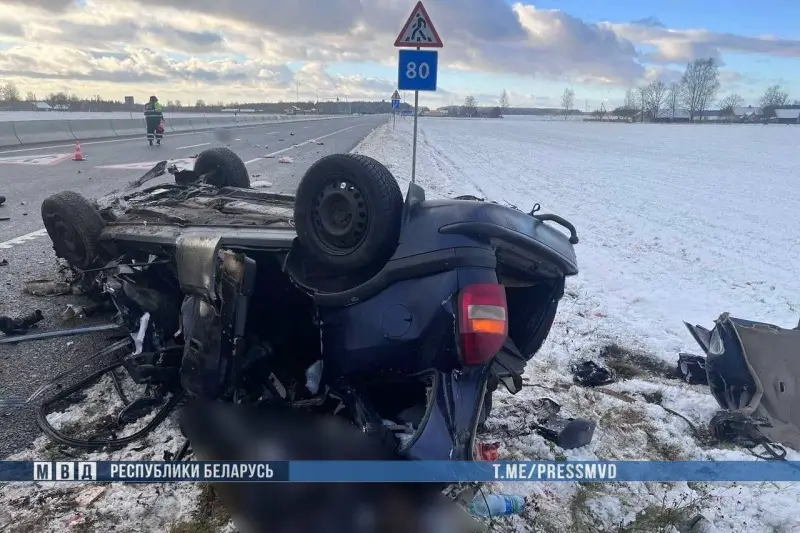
{"left": 392, "top": 90, "right": 400, "bottom": 100}
{"left": 398, "top": 50, "right": 438, "bottom": 92}
{"left": 394, "top": 1, "right": 443, "bottom": 48}
{"left": 392, "top": 99, "right": 400, "bottom": 109}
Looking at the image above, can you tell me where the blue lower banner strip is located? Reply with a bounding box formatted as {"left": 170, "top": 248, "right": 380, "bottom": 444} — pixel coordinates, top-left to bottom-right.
{"left": 2, "top": 460, "right": 800, "bottom": 483}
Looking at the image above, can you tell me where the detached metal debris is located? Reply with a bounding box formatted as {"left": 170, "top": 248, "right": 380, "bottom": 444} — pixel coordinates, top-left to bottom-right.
{"left": 685, "top": 312, "right": 800, "bottom": 456}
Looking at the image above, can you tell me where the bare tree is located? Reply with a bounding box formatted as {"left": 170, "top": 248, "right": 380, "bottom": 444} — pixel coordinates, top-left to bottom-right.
{"left": 644, "top": 80, "right": 668, "bottom": 120}
{"left": 463, "top": 95, "right": 477, "bottom": 108}
{"left": 666, "top": 83, "right": 680, "bottom": 119}
{"left": 638, "top": 86, "right": 648, "bottom": 122}
{"left": 680, "top": 58, "right": 719, "bottom": 121}
{"left": 623, "top": 88, "right": 638, "bottom": 111}
{"left": 499, "top": 90, "right": 510, "bottom": 111}
{"left": 1, "top": 82, "right": 20, "bottom": 102}
{"left": 718, "top": 93, "right": 743, "bottom": 114}
{"left": 760, "top": 84, "right": 789, "bottom": 108}
{"left": 175, "top": 100, "right": 182, "bottom": 108}
{"left": 612, "top": 88, "right": 640, "bottom": 122}
{"left": 195, "top": 99, "right": 206, "bottom": 108}
{"left": 25, "top": 91, "right": 37, "bottom": 102}
{"left": 561, "top": 88, "right": 575, "bottom": 119}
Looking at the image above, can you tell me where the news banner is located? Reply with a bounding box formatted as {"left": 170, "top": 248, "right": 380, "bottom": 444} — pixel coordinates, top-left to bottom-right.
{"left": 1, "top": 461, "right": 800, "bottom": 483}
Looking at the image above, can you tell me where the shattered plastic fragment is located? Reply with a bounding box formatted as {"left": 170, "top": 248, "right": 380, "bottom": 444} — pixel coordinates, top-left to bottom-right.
{"left": 678, "top": 352, "right": 708, "bottom": 385}
{"left": 62, "top": 304, "right": 85, "bottom": 321}
{"left": 132, "top": 312, "right": 151, "bottom": 355}
{"left": 571, "top": 360, "right": 615, "bottom": 386}
{"left": 475, "top": 441, "right": 500, "bottom": 461}
{"left": 305, "top": 360, "right": 324, "bottom": 394}
{"left": 278, "top": 157, "right": 294, "bottom": 164}
{"left": 251, "top": 181, "right": 273, "bottom": 188}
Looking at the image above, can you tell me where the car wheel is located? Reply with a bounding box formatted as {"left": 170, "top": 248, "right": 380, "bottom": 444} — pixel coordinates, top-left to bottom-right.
{"left": 193, "top": 147, "right": 250, "bottom": 188}
{"left": 294, "top": 154, "right": 403, "bottom": 271}
{"left": 41, "top": 191, "right": 105, "bottom": 270}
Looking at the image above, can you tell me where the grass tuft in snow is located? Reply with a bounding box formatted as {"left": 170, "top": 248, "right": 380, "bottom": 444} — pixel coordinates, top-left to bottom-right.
{"left": 600, "top": 343, "right": 677, "bottom": 381}
{"left": 168, "top": 485, "right": 231, "bottom": 533}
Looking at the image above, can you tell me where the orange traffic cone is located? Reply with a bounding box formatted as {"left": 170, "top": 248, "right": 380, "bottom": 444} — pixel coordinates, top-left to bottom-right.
{"left": 72, "top": 141, "right": 84, "bottom": 161}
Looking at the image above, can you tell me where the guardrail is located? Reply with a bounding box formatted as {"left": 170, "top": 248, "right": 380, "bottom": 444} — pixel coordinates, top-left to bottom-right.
{"left": 0, "top": 114, "right": 347, "bottom": 148}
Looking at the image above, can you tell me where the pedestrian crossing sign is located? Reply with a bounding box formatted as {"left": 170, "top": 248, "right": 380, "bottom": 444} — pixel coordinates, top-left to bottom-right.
{"left": 394, "top": 1, "right": 443, "bottom": 48}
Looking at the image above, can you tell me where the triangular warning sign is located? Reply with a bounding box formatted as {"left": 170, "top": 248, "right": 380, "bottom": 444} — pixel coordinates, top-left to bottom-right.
{"left": 394, "top": 1, "right": 443, "bottom": 48}
{"left": 392, "top": 90, "right": 400, "bottom": 100}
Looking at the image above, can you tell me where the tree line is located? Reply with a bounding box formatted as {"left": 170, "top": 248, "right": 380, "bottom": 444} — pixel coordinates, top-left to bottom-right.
{"left": 0, "top": 84, "right": 409, "bottom": 114}
{"left": 604, "top": 58, "right": 798, "bottom": 122}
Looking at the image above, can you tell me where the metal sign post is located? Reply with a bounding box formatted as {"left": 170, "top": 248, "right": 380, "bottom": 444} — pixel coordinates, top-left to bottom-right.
{"left": 395, "top": 1, "right": 443, "bottom": 184}
{"left": 391, "top": 90, "right": 400, "bottom": 130}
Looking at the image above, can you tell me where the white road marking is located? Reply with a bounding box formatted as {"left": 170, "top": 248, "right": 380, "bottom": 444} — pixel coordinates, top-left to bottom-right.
{"left": 0, "top": 229, "right": 48, "bottom": 250}
{"left": 97, "top": 157, "right": 197, "bottom": 170}
{"left": 175, "top": 142, "right": 210, "bottom": 150}
{"left": 0, "top": 153, "right": 73, "bottom": 166}
{"left": 244, "top": 125, "right": 356, "bottom": 165}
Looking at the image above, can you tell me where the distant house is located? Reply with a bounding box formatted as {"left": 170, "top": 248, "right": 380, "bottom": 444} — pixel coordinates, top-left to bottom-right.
{"left": 654, "top": 108, "right": 692, "bottom": 122}
{"left": 732, "top": 106, "right": 762, "bottom": 122}
{"left": 33, "top": 102, "right": 52, "bottom": 112}
{"left": 774, "top": 108, "right": 800, "bottom": 124}
{"left": 697, "top": 109, "right": 724, "bottom": 121}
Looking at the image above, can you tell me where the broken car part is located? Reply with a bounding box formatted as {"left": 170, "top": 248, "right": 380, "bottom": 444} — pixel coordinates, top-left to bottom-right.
{"left": 571, "top": 360, "right": 615, "bottom": 386}
{"left": 687, "top": 313, "right": 800, "bottom": 451}
{"left": 0, "top": 309, "right": 44, "bottom": 335}
{"left": 677, "top": 352, "right": 708, "bottom": 385}
{"left": 535, "top": 414, "right": 596, "bottom": 450}
{"left": 0, "top": 323, "right": 124, "bottom": 344}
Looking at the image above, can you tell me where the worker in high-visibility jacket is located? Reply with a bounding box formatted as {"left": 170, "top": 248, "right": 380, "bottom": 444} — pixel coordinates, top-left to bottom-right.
{"left": 144, "top": 95, "right": 164, "bottom": 145}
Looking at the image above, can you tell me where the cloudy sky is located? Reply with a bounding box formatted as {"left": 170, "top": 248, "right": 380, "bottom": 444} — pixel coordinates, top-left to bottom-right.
{"left": 0, "top": 0, "right": 798, "bottom": 109}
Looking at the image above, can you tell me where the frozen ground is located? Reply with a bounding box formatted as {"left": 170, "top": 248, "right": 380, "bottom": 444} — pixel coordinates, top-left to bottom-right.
{"left": 0, "top": 111, "right": 284, "bottom": 121}
{"left": 1, "top": 117, "right": 799, "bottom": 532}
{"left": 352, "top": 117, "right": 800, "bottom": 532}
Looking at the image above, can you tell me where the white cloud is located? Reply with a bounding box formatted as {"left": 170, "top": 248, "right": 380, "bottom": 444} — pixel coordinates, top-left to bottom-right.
{"left": 0, "top": 0, "right": 796, "bottom": 104}
{"left": 609, "top": 20, "right": 800, "bottom": 65}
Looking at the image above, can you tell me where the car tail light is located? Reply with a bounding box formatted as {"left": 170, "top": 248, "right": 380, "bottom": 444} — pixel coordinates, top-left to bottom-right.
{"left": 458, "top": 283, "right": 508, "bottom": 366}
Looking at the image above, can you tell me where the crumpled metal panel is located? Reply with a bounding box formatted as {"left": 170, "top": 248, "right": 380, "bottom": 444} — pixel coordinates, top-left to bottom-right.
{"left": 175, "top": 233, "right": 222, "bottom": 300}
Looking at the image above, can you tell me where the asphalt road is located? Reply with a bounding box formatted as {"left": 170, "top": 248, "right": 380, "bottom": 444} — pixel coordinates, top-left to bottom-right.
{"left": 0, "top": 114, "right": 386, "bottom": 458}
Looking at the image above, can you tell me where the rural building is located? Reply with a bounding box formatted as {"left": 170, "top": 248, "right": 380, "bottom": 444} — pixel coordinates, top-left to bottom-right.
{"left": 774, "top": 108, "right": 800, "bottom": 124}
{"left": 732, "top": 106, "right": 762, "bottom": 122}
{"left": 32, "top": 102, "right": 52, "bottom": 112}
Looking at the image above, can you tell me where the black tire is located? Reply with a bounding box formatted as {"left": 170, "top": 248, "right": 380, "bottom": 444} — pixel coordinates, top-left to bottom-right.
{"left": 294, "top": 154, "right": 403, "bottom": 271}
{"left": 193, "top": 147, "right": 250, "bottom": 188}
{"left": 41, "top": 191, "right": 105, "bottom": 270}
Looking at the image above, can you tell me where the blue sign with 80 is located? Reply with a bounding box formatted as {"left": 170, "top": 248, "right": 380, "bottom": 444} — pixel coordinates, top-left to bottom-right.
{"left": 397, "top": 50, "right": 438, "bottom": 92}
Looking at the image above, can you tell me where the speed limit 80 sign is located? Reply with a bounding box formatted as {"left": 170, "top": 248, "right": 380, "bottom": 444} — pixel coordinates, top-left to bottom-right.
{"left": 398, "top": 50, "right": 438, "bottom": 91}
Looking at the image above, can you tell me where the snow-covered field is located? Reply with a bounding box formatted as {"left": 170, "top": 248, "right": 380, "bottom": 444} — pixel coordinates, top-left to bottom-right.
{"left": 353, "top": 117, "right": 800, "bottom": 532}
{"left": 2, "top": 117, "right": 799, "bottom": 532}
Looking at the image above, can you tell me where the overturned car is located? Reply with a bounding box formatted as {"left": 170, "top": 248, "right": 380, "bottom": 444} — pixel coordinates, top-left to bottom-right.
{"left": 39, "top": 147, "right": 580, "bottom": 461}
